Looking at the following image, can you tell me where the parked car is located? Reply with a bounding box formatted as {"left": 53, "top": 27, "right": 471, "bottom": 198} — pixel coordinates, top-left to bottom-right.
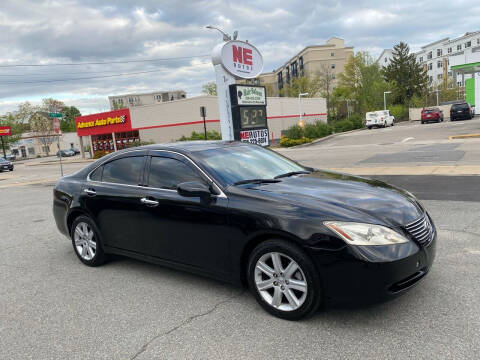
{"left": 57, "top": 149, "right": 75, "bottom": 157}
{"left": 366, "top": 110, "right": 395, "bottom": 129}
{"left": 71, "top": 148, "right": 81, "bottom": 155}
{"left": 421, "top": 107, "right": 444, "bottom": 124}
{"left": 450, "top": 102, "right": 473, "bottom": 121}
{"left": 53, "top": 141, "right": 436, "bottom": 320}
{"left": 2, "top": 154, "right": 16, "bottom": 161}
{"left": 0, "top": 157, "right": 14, "bottom": 172}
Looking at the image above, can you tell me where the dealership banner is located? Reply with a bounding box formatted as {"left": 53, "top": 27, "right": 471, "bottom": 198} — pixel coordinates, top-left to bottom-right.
{"left": 75, "top": 108, "right": 132, "bottom": 136}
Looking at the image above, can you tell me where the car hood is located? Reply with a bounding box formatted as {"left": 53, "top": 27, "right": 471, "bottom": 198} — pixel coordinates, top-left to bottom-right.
{"left": 240, "top": 170, "right": 424, "bottom": 227}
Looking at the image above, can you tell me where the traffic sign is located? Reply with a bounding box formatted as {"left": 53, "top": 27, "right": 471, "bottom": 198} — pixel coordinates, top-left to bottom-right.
{"left": 0, "top": 126, "right": 11, "bottom": 136}
{"left": 49, "top": 112, "right": 63, "bottom": 118}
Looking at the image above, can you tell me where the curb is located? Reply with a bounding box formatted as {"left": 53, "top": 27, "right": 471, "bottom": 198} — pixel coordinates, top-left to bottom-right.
{"left": 26, "top": 159, "right": 94, "bottom": 167}
{"left": 449, "top": 133, "right": 480, "bottom": 140}
{"left": 286, "top": 127, "right": 366, "bottom": 149}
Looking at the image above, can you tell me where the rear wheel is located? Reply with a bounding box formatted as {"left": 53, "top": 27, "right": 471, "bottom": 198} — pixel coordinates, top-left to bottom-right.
{"left": 247, "top": 239, "right": 322, "bottom": 320}
{"left": 71, "top": 215, "right": 106, "bottom": 267}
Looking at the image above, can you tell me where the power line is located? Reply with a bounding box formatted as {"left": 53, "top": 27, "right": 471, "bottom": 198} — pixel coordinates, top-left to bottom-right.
{"left": 0, "top": 54, "right": 210, "bottom": 68}
{"left": 0, "top": 62, "right": 211, "bottom": 84}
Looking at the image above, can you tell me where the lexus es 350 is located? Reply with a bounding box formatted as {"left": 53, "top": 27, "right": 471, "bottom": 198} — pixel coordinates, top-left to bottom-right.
{"left": 53, "top": 141, "right": 436, "bottom": 320}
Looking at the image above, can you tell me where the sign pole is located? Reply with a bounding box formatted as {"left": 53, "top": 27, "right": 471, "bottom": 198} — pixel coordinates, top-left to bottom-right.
{"left": 1, "top": 136, "right": 6, "bottom": 159}
{"left": 214, "top": 64, "right": 236, "bottom": 140}
{"left": 57, "top": 134, "right": 63, "bottom": 176}
{"left": 200, "top": 106, "right": 207, "bottom": 140}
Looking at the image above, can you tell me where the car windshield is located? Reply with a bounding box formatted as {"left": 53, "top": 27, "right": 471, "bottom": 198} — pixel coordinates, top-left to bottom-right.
{"left": 195, "top": 144, "right": 309, "bottom": 185}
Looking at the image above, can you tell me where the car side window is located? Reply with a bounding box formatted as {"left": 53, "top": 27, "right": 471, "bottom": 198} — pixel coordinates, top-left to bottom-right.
{"left": 102, "top": 156, "right": 145, "bottom": 185}
{"left": 148, "top": 157, "right": 205, "bottom": 190}
{"left": 90, "top": 166, "right": 103, "bottom": 181}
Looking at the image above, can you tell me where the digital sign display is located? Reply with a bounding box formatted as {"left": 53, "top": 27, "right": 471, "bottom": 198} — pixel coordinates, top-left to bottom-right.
{"left": 240, "top": 106, "right": 267, "bottom": 129}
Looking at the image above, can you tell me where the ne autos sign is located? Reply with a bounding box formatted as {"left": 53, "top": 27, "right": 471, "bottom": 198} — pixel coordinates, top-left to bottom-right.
{"left": 212, "top": 40, "right": 264, "bottom": 79}
{"left": 75, "top": 108, "right": 132, "bottom": 136}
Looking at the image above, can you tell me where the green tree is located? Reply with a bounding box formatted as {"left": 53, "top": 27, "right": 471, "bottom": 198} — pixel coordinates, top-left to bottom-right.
{"left": 279, "top": 75, "right": 322, "bottom": 98}
{"left": 336, "top": 52, "right": 389, "bottom": 114}
{"left": 202, "top": 82, "right": 217, "bottom": 96}
{"left": 61, "top": 106, "right": 81, "bottom": 132}
{"left": 382, "top": 42, "right": 428, "bottom": 107}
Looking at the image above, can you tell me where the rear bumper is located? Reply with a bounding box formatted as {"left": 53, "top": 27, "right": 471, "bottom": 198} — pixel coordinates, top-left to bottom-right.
{"left": 307, "top": 233, "right": 436, "bottom": 304}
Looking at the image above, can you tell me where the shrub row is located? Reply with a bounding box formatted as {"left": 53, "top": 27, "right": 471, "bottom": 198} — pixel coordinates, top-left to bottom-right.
{"left": 281, "top": 115, "right": 364, "bottom": 147}
{"left": 179, "top": 130, "right": 221, "bottom": 141}
{"left": 279, "top": 137, "right": 313, "bottom": 147}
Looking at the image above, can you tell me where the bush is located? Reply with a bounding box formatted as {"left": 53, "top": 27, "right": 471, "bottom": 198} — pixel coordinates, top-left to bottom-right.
{"left": 283, "top": 125, "right": 304, "bottom": 139}
{"left": 304, "top": 122, "right": 333, "bottom": 139}
{"left": 279, "top": 137, "right": 312, "bottom": 147}
{"left": 389, "top": 104, "right": 408, "bottom": 121}
{"left": 178, "top": 130, "right": 221, "bottom": 141}
{"left": 331, "top": 114, "right": 364, "bottom": 133}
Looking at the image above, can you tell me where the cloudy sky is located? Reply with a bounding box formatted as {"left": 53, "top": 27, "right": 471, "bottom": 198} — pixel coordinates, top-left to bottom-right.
{"left": 0, "top": 0, "right": 478, "bottom": 115}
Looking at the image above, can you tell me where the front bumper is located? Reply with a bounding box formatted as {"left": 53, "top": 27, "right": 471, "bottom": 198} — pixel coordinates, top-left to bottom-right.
{"left": 307, "top": 232, "right": 436, "bottom": 304}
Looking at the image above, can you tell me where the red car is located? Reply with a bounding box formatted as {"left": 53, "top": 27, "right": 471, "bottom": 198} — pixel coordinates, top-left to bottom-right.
{"left": 421, "top": 108, "right": 444, "bottom": 124}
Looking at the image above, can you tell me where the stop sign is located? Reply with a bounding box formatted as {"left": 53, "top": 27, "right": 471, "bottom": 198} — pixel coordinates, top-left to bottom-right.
{"left": 53, "top": 118, "right": 61, "bottom": 134}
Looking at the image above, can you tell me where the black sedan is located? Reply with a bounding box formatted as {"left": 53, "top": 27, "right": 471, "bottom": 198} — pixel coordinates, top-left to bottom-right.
{"left": 53, "top": 141, "right": 436, "bottom": 320}
{"left": 0, "top": 157, "right": 14, "bottom": 171}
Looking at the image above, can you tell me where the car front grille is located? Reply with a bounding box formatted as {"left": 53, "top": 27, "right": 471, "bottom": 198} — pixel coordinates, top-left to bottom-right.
{"left": 405, "top": 214, "right": 434, "bottom": 247}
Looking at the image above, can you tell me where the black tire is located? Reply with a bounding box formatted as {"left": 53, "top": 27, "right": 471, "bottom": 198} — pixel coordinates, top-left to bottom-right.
{"left": 367, "top": 126, "right": 372, "bottom": 130}
{"left": 247, "top": 239, "right": 322, "bottom": 320}
{"left": 70, "top": 215, "right": 107, "bottom": 267}
{"left": 421, "top": 121, "right": 424, "bottom": 124}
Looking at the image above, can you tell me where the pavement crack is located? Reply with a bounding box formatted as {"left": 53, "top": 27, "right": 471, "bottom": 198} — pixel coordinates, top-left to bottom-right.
{"left": 130, "top": 289, "right": 245, "bottom": 360}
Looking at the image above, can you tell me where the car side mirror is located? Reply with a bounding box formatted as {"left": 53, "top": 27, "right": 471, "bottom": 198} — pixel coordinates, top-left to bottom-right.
{"left": 177, "top": 181, "right": 212, "bottom": 199}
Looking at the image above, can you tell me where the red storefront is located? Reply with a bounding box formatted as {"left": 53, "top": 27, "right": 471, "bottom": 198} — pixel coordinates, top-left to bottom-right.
{"left": 75, "top": 108, "right": 139, "bottom": 156}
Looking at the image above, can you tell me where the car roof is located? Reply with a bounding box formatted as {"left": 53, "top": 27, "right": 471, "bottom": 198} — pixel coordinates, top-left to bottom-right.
{"left": 116, "top": 140, "right": 248, "bottom": 155}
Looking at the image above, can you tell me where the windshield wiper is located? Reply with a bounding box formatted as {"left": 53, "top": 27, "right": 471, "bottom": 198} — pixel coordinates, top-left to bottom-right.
{"left": 274, "top": 170, "right": 311, "bottom": 179}
{"left": 233, "top": 178, "right": 281, "bottom": 185}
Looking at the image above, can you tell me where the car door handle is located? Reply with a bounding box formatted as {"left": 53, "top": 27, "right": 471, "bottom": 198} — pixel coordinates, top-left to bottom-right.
{"left": 140, "top": 197, "right": 159, "bottom": 207}
{"left": 83, "top": 188, "right": 96, "bottom": 196}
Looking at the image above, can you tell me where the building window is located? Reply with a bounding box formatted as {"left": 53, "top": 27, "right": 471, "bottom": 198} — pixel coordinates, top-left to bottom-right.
{"left": 291, "top": 61, "right": 298, "bottom": 78}
{"left": 448, "top": 47, "right": 452, "bottom": 53}
{"left": 332, "top": 74, "right": 336, "bottom": 79}
{"left": 331, "top": 52, "right": 334, "bottom": 57}
{"left": 286, "top": 67, "right": 290, "bottom": 83}
{"left": 465, "top": 41, "right": 471, "bottom": 48}
{"left": 429, "top": 76, "right": 433, "bottom": 82}
{"left": 28, "top": 147, "right": 35, "bottom": 155}
{"left": 428, "top": 63, "right": 432, "bottom": 70}
{"left": 437, "top": 74, "right": 443, "bottom": 80}
{"left": 437, "top": 49, "right": 442, "bottom": 57}
{"left": 331, "top": 63, "right": 335, "bottom": 69}
{"left": 457, "top": 44, "right": 462, "bottom": 50}
{"left": 448, "top": 71, "right": 452, "bottom": 77}
{"left": 427, "top": 51, "right": 432, "bottom": 59}
{"left": 437, "top": 60, "right": 442, "bottom": 68}
{"left": 155, "top": 95, "right": 162, "bottom": 101}
{"left": 277, "top": 72, "right": 283, "bottom": 89}
{"left": 299, "top": 56, "right": 304, "bottom": 70}
{"left": 419, "top": 56, "right": 423, "bottom": 62}
{"left": 384, "top": 57, "right": 388, "bottom": 63}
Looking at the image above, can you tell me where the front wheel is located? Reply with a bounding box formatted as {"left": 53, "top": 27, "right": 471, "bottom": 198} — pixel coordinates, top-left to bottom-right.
{"left": 247, "top": 240, "right": 322, "bottom": 320}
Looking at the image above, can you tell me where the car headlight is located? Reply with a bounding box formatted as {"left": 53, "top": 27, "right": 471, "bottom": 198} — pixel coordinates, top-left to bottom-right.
{"left": 324, "top": 221, "right": 409, "bottom": 246}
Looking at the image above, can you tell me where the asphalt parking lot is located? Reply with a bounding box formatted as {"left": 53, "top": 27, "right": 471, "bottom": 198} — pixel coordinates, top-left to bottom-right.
{"left": 1, "top": 119, "right": 480, "bottom": 359}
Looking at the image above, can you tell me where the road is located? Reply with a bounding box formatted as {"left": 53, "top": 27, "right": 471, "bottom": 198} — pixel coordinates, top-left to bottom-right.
{"left": 1, "top": 119, "right": 480, "bottom": 359}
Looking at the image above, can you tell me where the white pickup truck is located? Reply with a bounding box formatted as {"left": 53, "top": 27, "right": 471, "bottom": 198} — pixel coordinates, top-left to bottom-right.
{"left": 365, "top": 110, "right": 395, "bottom": 129}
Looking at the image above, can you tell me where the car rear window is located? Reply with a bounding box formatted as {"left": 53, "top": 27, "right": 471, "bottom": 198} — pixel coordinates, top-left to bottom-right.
{"left": 452, "top": 103, "right": 469, "bottom": 110}
{"left": 424, "top": 109, "right": 435, "bottom": 113}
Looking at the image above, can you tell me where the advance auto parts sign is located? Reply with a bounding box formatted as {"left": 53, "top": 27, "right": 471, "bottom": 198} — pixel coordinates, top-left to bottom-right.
{"left": 213, "top": 40, "right": 264, "bottom": 79}
{"left": 236, "top": 86, "right": 266, "bottom": 105}
{"left": 75, "top": 108, "right": 132, "bottom": 136}
{"left": 240, "top": 128, "right": 269, "bottom": 146}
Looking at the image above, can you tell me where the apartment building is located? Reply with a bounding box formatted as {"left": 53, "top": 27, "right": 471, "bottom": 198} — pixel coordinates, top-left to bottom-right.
{"left": 108, "top": 90, "right": 186, "bottom": 109}
{"left": 414, "top": 31, "right": 480, "bottom": 87}
{"left": 240, "top": 37, "right": 354, "bottom": 96}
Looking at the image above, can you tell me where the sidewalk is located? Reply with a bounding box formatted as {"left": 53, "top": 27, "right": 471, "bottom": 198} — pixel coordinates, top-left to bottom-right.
{"left": 325, "top": 164, "right": 480, "bottom": 176}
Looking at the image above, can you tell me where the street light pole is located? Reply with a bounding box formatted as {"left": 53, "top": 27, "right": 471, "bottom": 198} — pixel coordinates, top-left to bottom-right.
{"left": 383, "top": 91, "right": 392, "bottom": 110}
{"left": 298, "top": 92, "right": 309, "bottom": 127}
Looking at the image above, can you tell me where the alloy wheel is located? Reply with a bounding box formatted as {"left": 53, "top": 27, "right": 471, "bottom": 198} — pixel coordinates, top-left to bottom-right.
{"left": 254, "top": 252, "right": 307, "bottom": 311}
{"left": 73, "top": 222, "right": 97, "bottom": 261}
